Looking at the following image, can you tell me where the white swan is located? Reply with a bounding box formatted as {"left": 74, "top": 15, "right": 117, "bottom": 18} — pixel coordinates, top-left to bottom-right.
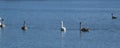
{"left": 61, "top": 21, "right": 66, "bottom": 32}
{"left": 21, "top": 21, "right": 27, "bottom": 31}
{"left": 0, "top": 17, "right": 5, "bottom": 28}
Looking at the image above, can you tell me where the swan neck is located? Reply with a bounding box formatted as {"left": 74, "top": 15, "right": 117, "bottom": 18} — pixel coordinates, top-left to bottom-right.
{"left": 61, "top": 21, "right": 63, "bottom": 27}
{"left": 112, "top": 13, "right": 114, "bottom": 16}
{"left": 80, "top": 22, "right": 82, "bottom": 29}
{"left": 24, "top": 21, "right": 26, "bottom": 26}
{"left": 1, "top": 19, "right": 4, "bottom": 24}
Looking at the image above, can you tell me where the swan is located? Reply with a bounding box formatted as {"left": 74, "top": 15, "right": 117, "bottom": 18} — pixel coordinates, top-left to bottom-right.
{"left": 61, "top": 21, "right": 66, "bottom": 32}
{"left": 80, "top": 22, "right": 89, "bottom": 32}
{"left": 0, "top": 18, "right": 5, "bottom": 28}
{"left": 21, "top": 21, "right": 27, "bottom": 31}
{"left": 112, "top": 13, "right": 117, "bottom": 19}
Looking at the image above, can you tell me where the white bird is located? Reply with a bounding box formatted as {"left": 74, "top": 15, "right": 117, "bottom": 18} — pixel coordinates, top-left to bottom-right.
{"left": 21, "top": 21, "right": 27, "bottom": 31}
{"left": 0, "top": 18, "right": 5, "bottom": 28}
{"left": 61, "top": 21, "right": 66, "bottom": 33}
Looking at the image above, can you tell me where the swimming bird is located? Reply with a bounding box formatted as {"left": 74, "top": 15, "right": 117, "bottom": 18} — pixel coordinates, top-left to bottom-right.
{"left": 112, "top": 13, "right": 117, "bottom": 19}
{"left": 61, "top": 21, "right": 66, "bottom": 33}
{"left": 21, "top": 21, "right": 27, "bottom": 31}
{"left": 80, "top": 22, "right": 89, "bottom": 32}
{"left": 0, "top": 18, "right": 5, "bottom": 28}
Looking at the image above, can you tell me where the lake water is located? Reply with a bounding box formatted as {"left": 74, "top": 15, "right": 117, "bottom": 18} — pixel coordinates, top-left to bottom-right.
{"left": 0, "top": 0, "right": 120, "bottom": 48}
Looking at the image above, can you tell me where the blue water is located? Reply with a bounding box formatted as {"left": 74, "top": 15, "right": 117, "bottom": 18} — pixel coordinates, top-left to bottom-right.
{"left": 0, "top": 0, "right": 120, "bottom": 48}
